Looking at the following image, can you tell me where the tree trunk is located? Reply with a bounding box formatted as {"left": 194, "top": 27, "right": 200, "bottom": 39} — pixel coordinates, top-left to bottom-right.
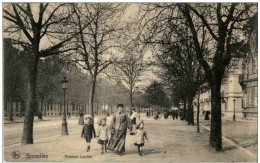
{"left": 183, "top": 99, "right": 187, "bottom": 121}
{"left": 9, "top": 95, "right": 13, "bottom": 121}
{"left": 197, "top": 93, "right": 200, "bottom": 133}
{"left": 209, "top": 80, "right": 222, "bottom": 151}
{"left": 21, "top": 59, "right": 38, "bottom": 145}
{"left": 130, "top": 88, "right": 133, "bottom": 113}
{"left": 89, "top": 76, "right": 97, "bottom": 119}
{"left": 187, "top": 96, "right": 194, "bottom": 125}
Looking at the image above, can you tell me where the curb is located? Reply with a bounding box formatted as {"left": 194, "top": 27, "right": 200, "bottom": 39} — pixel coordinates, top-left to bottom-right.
{"left": 200, "top": 124, "right": 257, "bottom": 159}
{"left": 4, "top": 119, "right": 52, "bottom": 124}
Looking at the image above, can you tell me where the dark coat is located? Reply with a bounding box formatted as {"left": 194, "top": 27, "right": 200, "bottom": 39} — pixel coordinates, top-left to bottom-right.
{"left": 81, "top": 124, "right": 96, "bottom": 142}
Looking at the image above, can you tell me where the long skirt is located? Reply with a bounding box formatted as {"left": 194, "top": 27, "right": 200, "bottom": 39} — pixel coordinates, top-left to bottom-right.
{"left": 107, "top": 130, "right": 127, "bottom": 153}
{"left": 78, "top": 117, "right": 84, "bottom": 125}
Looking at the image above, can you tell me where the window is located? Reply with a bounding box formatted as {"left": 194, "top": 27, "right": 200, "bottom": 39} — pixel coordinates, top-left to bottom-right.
{"left": 254, "top": 87, "right": 258, "bottom": 107}
{"left": 246, "top": 88, "right": 250, "bottom": 107}
{"left": 246, "top": 87, "right": 258, "bottom": 107}
{"left": 251, "top": 87, "right": 255, "bottom": 107}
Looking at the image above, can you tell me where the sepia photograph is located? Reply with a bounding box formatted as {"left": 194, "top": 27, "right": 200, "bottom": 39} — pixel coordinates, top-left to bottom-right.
{"left": 2, "top": 2, "right": 258, "bottom": 162}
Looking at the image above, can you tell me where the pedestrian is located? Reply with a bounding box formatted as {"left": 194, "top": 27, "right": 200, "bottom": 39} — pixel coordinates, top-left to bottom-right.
{"left": 68, "top": 112, "right": 71, "bottom": 119}
{"left": 81, "top": 114, "right": 96, "bottom": 152}
{"left": 130, "top": 108, "right": 138, "bottom": 126}
{"left": 134, "top": 119, "right": 149, "bottom": 156}
{"left": 108, "top": 104, "right": 133, "bottom": 156}
{"left": 175, "top": 110, "right": 178, "bottom": 120}
{"left": 205, "top": 111, "right": 210, "bottom": 120}
{"left": 171, "top": 110, "right": 175, "bottom": 120}
{"left": 78, "top": 110, "right": 84, "bottom": 125}
{"left": 164, "top": 111, "right": 168, "bottom": 119}
{"left": 38, "top": 111, "right": 42, "bottom": 120}
{"left": 96, "top": 117, "right": 109, "bottom": 154}
{"left": 146, "top": 110, "right": 149, "bottom": 118}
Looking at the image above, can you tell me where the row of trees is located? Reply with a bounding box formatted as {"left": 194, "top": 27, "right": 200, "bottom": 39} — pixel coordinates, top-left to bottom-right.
{"left": 3, "top": 3, "right": 257, "bottom": 152}
{"left": 3, "top": 3, "right": 148, "bottom": 145}
{"left": 139, "top": 3, "right": 257, "bottom": 151}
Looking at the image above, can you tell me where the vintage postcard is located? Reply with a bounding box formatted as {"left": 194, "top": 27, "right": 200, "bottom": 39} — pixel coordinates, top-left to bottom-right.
{"left": 2, "top": 2, "right": 258, "bottom": 162}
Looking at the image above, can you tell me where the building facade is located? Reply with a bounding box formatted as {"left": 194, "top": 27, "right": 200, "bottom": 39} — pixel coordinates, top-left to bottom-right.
{"left": 239, "top": 28, "right": 258, "bottom": 120}
{"left": 197, "top": 60, "right": 244, "bottom": 118}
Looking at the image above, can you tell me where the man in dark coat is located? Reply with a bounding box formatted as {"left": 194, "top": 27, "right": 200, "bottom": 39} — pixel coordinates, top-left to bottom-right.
{"left": 108, "top": 104, "right": 132, "bottom": 156}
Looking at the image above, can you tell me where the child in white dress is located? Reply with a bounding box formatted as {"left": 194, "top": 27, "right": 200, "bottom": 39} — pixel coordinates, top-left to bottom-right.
{"left": 134, "top": 120, "right": 149, "bottom": 156}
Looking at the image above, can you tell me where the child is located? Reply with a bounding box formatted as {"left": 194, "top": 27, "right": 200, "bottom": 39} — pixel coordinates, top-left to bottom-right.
{"left": 81, "top": 114, "right": 96, "bottom": 152}
{"left": 134, "top": 119, "right": 149, "bottom": 156}
{"left": 96, "top": 117, "right": 109, "bottom": 154}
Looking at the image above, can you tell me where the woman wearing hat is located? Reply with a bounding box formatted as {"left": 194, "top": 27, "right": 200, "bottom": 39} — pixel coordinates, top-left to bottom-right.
{"left": 108, "top": 104, "right": 133, "bottom": 156}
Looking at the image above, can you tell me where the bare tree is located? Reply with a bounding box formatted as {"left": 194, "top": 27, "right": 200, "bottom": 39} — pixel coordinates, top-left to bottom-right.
{"left": 114, "top": 49, "right": 146, "bottom": 112}
{"left": 177, "top": 3, "right": 257, "bottom": 151}
{"left": 139, "top": 3, "right": 256, "bottom": 151}
{"left": 3, "top": 3, "right": 81, "bottom": 145}
{"left": 71, "top": 3, "right": 128, "bottom": 118}
{"left": 157, "top": 38, "right": 205, "bottom": 126}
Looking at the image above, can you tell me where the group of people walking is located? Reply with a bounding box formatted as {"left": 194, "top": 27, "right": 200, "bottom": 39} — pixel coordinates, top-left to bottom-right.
{"left": 79, "top": 104, "right": 148, "bottom": 156}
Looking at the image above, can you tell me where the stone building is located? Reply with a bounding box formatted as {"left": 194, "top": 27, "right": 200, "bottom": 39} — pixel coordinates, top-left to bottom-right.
{"left": 239, "top": 19, "right": 258, "bottom": 120}
{"left": 198, "top": 62, "right": 244, "bottom": 118}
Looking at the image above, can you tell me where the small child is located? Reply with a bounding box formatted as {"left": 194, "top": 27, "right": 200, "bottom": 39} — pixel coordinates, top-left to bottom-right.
{"left": 96, "top": 117, "right": 109, "bottom": 154}
{"left": 134, "top": 119, "right": 149, "bottom": 156}
{"left": 81, "top": 114, "right": 96, "bottom": 152}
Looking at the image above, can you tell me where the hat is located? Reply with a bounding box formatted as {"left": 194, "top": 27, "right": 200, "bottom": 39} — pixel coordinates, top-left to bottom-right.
{"left": 84, "top": 114, "right": 92, "bottom": 119}
{"left": 84, "top": 114, "right": 93, "bottom": 124}
{"left": 136, "top": 119, "right": 144, "bottom": 129}
{"left": 117, "top": 104, "right": 124, "bottom": 108}
{"left": 97, "top": 115, "right": 107, "bottom": 126}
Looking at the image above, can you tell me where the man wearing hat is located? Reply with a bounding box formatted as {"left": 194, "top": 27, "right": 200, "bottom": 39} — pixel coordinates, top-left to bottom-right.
{"left": 108, "top": 104, "right": 133, "bottom": 156}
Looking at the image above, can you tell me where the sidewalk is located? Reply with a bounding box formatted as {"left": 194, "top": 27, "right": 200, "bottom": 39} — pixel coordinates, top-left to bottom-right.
{"left": 197, "top": 114, "right": 257, "bottom": 156}
{"left": 4, "top": 117, "right": 257, "bottom": 162}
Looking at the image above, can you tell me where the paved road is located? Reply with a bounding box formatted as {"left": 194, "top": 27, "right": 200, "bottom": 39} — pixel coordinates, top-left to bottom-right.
{"left": 4, "top": 116, "right": 257, "bottom": 162}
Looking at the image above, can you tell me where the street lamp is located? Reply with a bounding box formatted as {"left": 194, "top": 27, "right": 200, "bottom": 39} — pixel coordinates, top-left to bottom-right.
{"left": 233, "top": 99, "right": 236, "bottom": 121}
{"left": 61, "top": 76, "right": 69, "bottom": 135}
{"left": 221, "top": 98, "right": 226, "bottom": 111}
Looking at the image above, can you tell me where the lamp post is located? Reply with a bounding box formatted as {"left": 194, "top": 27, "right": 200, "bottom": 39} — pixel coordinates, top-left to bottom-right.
{"left": 233, "top": 99, "right": 236, "bottom": 121}
{"left": 61, "top": 76, "right": 69, "bottom": 135}
{"left": 221, "top": 98, "right": 226, "bottom": 111}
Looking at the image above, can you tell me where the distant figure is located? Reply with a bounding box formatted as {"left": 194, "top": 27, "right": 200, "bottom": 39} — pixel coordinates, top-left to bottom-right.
{"left": 171, "top": 110, "right": 175, "bottom": 120}
{"left": 130, "top": 108, "right": 138, "bottom": 126}
{"left": 175, "top": 110, "right": 178, "bottom": 120}
{"left": 154, "top": 111, "right": 159, "bottom": 120}
{"left": 78, "top": 110, "right": 84, "bottom": 125}
{"left": 205, "top": 111, "right": 210, "bottom": 120}
{"left": 164, "top": 111, "right": 168, "bottom": 119}
{"left": 38, "top": 111, "right": 42, "bottom": 120}
{"left": 68, "top": 112, "right": 71, "bottom": 119}
{"left": 146, "top": 110, "right": 149, "bottom": 118}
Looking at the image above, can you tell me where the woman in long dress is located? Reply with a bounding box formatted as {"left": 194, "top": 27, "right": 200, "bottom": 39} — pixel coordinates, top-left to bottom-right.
{"left": 107, "top": 104, "right": 132, "bottom": 156}
{"left": 78, "top": 110, "right": 84, "bottom": 125}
